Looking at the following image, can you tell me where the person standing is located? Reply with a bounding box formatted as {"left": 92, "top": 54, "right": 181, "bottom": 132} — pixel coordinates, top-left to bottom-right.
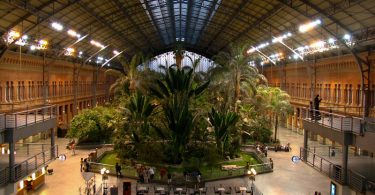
{"left": 167, "top": 172, "right": 172, "bottom": 184}
{"left": 149, "top": 167, "right": 155, "bottom": 180}
{"left": 314, "top": 95, "right": 322, "bottom": 120}
{"left": 160, "top": 167, "right": 166, "bottom": 180}
{"left": 115, "top": 163, "right": 122, "bottom": 177}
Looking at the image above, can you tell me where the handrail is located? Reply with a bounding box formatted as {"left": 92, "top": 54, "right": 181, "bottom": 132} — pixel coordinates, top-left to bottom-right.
{"left": 300, "top": 147, "right": 375, "bottom": 193}
{"left": 10, "top": 105, "right": 56, "bottom": 115}
{"left": 4, "top": 105, "right": 57, "bottom": 129}
{"left": 301, "top": 107, "right": 364, "bottom": 134}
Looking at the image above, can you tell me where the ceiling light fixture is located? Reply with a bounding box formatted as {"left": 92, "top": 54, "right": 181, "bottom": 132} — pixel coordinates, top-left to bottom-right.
{"left": 51, "top": 22, "right": 64, "bottom": 31}
{"left": 299, "top": 19, "right": 322, "bottom": 33}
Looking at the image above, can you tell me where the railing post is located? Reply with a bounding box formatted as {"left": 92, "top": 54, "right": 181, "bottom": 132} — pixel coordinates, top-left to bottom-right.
{"left": 320, "top": 158, "right": 322, "bottom": 172}
{"left": 26, "top": 112, "right": 28, "bottom": 127}
{"left": 15, "top": 114, "right": 17, "bottom": 128}
{"left": 34, "top": 155, "right": 37, "bottom": 170}
{"left": 340, "top": 117, "right": 343, "bottom": 131}
{"left": 27, "top": 144, "right": 29, "bottom": 155}
{"left": 313, "top": 154, "right": 315, "bottom": 167}
{"left": 43, "top": 152, "right": 45, "bottom": 165}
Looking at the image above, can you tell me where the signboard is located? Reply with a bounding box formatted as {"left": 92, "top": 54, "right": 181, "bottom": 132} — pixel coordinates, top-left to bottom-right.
{"left": 330, "top": 182, "right": 337, "bottom": 195}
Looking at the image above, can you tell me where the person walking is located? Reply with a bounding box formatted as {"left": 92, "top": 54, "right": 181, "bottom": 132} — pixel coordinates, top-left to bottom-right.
{"left": 80, "top": 158, "right": 83, "bottom": 172}
{"left": 269, "top": 158, "right": 274, "bottom": 169}
{"left": 115, "top": 163, "right": 122, "bottom": 178}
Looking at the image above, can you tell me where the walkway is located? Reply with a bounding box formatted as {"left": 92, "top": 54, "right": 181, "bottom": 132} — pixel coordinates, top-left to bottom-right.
{"left": 207, "top": 126, "right": 331, "bottom": 195}
{"left": 22, "top": 126, "right": 373, "bottom": 195}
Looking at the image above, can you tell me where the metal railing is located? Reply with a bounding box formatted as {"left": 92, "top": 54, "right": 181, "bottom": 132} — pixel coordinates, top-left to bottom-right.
{"left": 0, "top": 114, "right": 5, "bottom": 131}
{"left": 300, "top": 147, "right": 375, "bottom": 194}
{"left": 13, "top": 145, "right": 58, "bottom": 181}
{"left": 4, "top": 105, "right": 57, "bottom": 129}
{"left": 0, "top": 167, "right": 9, "bottom": 186}
{"left": 300, "top": 147, "right": 343, "bottom": 183}
{"left": 301, "top": 107, "right": 363, "bottom": 134}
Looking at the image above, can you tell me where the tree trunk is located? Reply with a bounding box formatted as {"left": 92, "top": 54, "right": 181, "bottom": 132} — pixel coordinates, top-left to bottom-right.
{"left": 234, "top": 71, "right": 240, "bottom": 112}
{"left": 274, "top": 114, "right": 278, "bottom": 141}
{"left": 176, "top": 54, "right": 182, "bottom": 69}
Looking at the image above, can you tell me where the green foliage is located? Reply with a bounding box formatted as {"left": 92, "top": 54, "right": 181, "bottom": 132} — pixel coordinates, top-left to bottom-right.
{"left": 209, "top": 43, "right": 267, "bottom": 111}
{"left": 149, "top": 66, "right": 209, "bottom": 164}
{"left": 67, "top": 106, "right": 118, "bottom": 143}
{"left": 208, "top": 108, "right": 240, "bottom": 156}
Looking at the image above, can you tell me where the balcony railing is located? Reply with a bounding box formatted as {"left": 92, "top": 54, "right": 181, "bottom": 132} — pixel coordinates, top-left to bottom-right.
{"left": 4, "top": 105, "right": 57, "bottom": 129}
{"left": 0, "top": 145, "right": 58, "bottom": 186}
{"left": 300, "top": 147, "right": 375, "bottom": 193}
{"left": 0, "top": 114, "right": 5, "bottom": 131}
{"left": 300, "top": 147, "right": 343, "bottom": 183}
{"left": 301, "top": 107, "right": 363, "bottom": 134}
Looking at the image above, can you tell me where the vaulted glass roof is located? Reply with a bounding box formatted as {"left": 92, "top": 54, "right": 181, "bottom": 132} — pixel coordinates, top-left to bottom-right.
{"left": 1, "top": 0, "right": 374, "bottom": 61}
{"left": 140, "top": 0, "right": 221, "bottom": 45}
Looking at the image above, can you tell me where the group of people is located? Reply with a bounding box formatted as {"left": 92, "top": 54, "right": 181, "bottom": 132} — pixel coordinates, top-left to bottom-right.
{"left": 183, "top": 170, "right": 202, "bottom": 183}
{"left": 80, "top": 158, "right": 91, "bottom": 172}
{"left": 136, "top": 165, "right": 156, "bottom": 183}
{"left": 256, "top": 143, "right": 269, "bottom": 157}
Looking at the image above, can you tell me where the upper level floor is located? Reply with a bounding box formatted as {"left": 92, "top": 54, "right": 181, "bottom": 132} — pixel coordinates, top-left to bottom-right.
{"left": 263, "top": 52, "right": 375, "bottom": 118}
{"left": 301, "top": 107, "right": 375, "bottom": 153}
{"left": 0, "top": 105, "right": 57, "bottom": 144}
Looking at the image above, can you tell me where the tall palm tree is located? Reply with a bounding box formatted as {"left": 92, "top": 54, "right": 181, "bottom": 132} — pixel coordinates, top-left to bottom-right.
{"left": 105, "top": 53, "right": 143, "bottom": 94}
{"left": 209, "top": 43, "right": 267, "bottom": 111}
{"left": 257, "top": 86, "right": 292, "bottom": 141}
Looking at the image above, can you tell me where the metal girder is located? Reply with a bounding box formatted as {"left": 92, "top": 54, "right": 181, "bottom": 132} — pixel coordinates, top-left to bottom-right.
{"left": 76, "top": 2, "right": 144, "bottom": 53}
{"left": 186, "top": 0, "right": 204, "bottom": 43}
{"left": 185, "top": 0, "right": 194, "bottom": 43}
{"left": 228, "top": 4, "right": 284, "bottom": 48}
{"left": 167, "top": 0, "right": 176, "bottom": 43}
{"left": 2, "top": 0, "right": 58, "bottom": 37}
{"left": 298, "top": 0, "right": 353, "bottom": 34}
{"left": 205, "top": 0, "right": 251, "bottom": 51}
{"left": 195, "top": 0, "right": 220, "bottom": 44}
{"left": 0, "top": 0, "right": 81, "bottom": 59}
{"left": 143, "top": 0, "right": 168, "bottom": 45}
{"left": 279, "top": 0, "right": 371, "bottom": 118}
{"left": 111, "top": 0, "right": 156, "bottom": 51}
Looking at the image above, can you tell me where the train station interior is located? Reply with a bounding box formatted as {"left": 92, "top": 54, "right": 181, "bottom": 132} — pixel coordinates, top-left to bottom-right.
{"left": 0, "top": 0, "right": 375, "bottom": 194}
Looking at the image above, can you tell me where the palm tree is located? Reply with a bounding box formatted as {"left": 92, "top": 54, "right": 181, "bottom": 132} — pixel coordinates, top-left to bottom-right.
{"left": 257, "top": 86, "right": 292, "bottom": 141}
{"left": 149, "top": 66, "right": 209, "bottom": 163}
{"left": 208, "top": 108, "right": 240, "bottom": 156}
{"left": 105, "top": 53, "right": 143, "bottom": 94}
{"left": 209, "top": 43, "right": 267, "bottom": 112}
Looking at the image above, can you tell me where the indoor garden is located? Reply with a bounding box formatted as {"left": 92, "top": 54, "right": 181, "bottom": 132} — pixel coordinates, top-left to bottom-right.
{"left": 67, "top": 43, "right": 292, "bottom": 181}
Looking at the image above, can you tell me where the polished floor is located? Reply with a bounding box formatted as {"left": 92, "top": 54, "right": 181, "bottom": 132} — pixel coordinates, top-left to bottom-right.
{"left": 6, "top": 126, "right": 373, "bottom": 194}
{"left": 27, "top": 127, "right": 327, "bottom": 195}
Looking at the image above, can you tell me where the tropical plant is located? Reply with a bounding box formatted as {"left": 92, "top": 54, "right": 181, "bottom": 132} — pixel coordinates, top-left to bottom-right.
{"left": 105, "top": 53, "right": 144, "bottom": 94}
{"left": 113, "top": 92, "right": 157, "bottom": 160}
{"left": 149, "top": 66, "right": 209, "bottom": 163}
{"left": 67, "top": 106, "right": 118, "bottom": 142}
{"left": 256, "top": 86, "right": 292, "bottom": 141}
{"left": 209, "top": 43, "right": 267, "bottom": 112}
{"left": 208, "top": 108, "right": 240, "bottom": 156}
